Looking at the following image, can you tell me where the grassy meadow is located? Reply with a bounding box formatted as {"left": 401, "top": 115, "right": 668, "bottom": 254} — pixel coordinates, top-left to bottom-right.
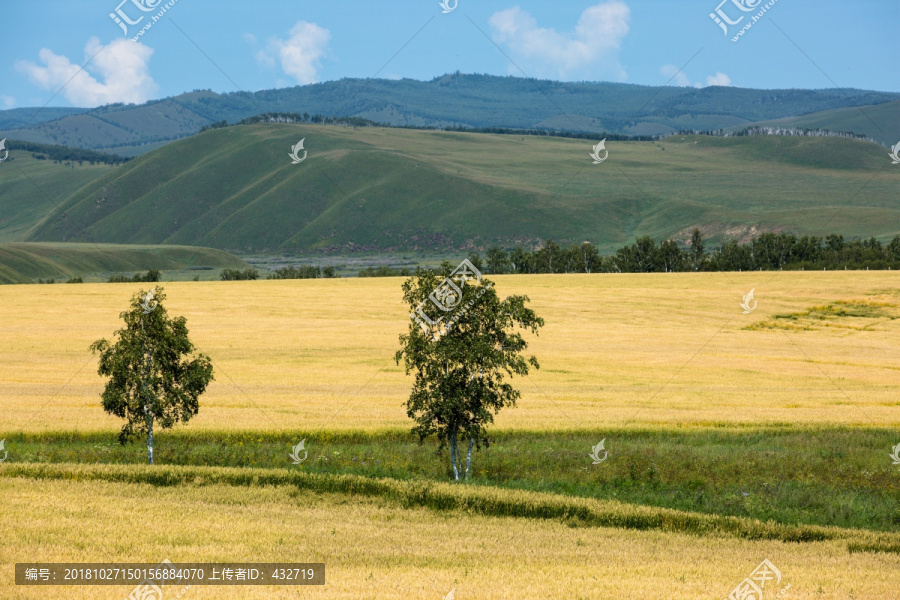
{"left": 1, "top": 272, "right": 899, "bottom": 598}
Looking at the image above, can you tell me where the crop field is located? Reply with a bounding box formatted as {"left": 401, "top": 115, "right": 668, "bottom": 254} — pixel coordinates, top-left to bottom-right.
{"left": 1, "top": 272, "right": 899, "bottom": 598}
{"left": 3, "top": 272, "right": 900, "bottom": 431}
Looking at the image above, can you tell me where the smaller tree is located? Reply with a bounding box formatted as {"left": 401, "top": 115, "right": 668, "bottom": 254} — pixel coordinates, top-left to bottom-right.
{"left": 576, "top": 241, "right": 600, "bottom": 273}
{"left": 485, "top": 247, "right": 510, "bottom": 274}
{"left": 690, "top": 228, "right": 705, "bottom": 271}
{"left": 659, "top": 239, "right": 686, "bottom": 272}
{"left": 90, "top": 287, "right": 214, "bottom": 464}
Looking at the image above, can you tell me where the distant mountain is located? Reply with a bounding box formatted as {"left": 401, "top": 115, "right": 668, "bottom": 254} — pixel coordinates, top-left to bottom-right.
{"left": 27, "top": 122, "right": 900, "bottom": 254}
{"left": 0, "top": 106, "right": 89, "bottom": 130}
{"left": 2, "top": 74, "right": 898, "bottom": 155}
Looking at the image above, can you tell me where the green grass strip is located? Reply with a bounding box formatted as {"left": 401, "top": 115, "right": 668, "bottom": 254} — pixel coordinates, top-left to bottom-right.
{"left": 4, "top": 462, "right": 898, "bottom": 552}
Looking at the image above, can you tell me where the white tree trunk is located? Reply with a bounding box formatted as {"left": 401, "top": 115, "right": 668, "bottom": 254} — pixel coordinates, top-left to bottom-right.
{"left": 464, "top": 437, "right": 474, "bottom": 480}
{"left": 141, "top": 318, "right": 154, "bottom": 465}
{"left": 450, "top": 435, "right": 459, "bottom": 480}
{"left": 146, "top": 412, "right": 154, "bottom": 465}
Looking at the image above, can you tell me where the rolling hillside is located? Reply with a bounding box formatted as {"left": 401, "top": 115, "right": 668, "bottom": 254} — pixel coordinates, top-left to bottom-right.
{"left": 2, "top": 75, "right": 898, "bottom": 155}
{"left": 734, "top": 100, "right": 900, "bottom": 146}
{"left": 27, "top": 123, "right": 900, "bottom": 254}
{"left": 0, "top": 106, "right": 89, "bottom": 130}
{"left": 0, "top": 243, "right": 250, "bottom": 284}
{"left": 0, "top": 152, "right": 116, "bottom": 243}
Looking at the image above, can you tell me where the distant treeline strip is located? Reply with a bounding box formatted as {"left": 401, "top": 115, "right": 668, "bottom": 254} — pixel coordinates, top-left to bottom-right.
{"left": 4, "top": 139, "right": 132, "bottom": 165}
{"left": 457, "top": 231, "right": 900, "bottom": 275}
{"left": 220, "top": 266, "right": 337, "bottom": 280}
{"left": 203, "top": 112, "right": 656, "bottom": 142}
{"left": 663, "top": 126, "right": 878, "bottom": 144}
{"left": 206, "top": 112, "right": 883, "bottom": 145}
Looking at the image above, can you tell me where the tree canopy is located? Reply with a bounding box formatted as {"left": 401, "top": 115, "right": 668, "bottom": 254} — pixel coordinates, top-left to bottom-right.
{"left": 90, "top": 287, "right": 213, "bottom": 463}
{"left": 395, "top": 261, "right": 543, "bottom": 480}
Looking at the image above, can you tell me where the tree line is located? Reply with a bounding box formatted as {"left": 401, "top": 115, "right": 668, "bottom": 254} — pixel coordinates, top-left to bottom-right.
{"left": 221, "top": 266, "right": 337, "bottom": 280}
{"left": 661, "top": 126, "right": 877, "bottom": 144}
{"left": 3, "top": 140, "right": 132, "bottom": 165}
{"left": 462, "top": 231, "right": 900, "bottom": 274}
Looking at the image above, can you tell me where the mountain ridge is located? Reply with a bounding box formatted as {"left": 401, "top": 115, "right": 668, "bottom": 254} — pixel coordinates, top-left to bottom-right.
{"left": 3, "top": 74, "right": 898, "bottom": 155}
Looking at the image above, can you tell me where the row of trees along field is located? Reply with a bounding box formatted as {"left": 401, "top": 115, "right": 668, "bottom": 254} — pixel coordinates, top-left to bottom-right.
{"left": 467, "top": 231, "right": 900, "bottom": 274}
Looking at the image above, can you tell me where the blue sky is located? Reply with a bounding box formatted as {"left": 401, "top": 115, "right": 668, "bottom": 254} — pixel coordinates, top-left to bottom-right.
{"left": 1, "top": 0, "right": 896, "bottom": 109}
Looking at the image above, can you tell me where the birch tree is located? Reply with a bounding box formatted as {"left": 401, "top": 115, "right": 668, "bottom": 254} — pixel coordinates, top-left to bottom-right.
{"left": 90, "top": 287, "right": 213, "bottom": 464}
{"left": 395, "top": 262, "right": 543, "bottom": 480}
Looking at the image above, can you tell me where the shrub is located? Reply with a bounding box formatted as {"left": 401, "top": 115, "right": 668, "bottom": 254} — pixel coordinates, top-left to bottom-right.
{"left": 108, "top": 270, "right": 160, "bottom": 283}
{"left": 221, "top": 268, "right": 259, "bottom": 281}
{"left": 358, "top": 266, "right": 412, "bottom": 277}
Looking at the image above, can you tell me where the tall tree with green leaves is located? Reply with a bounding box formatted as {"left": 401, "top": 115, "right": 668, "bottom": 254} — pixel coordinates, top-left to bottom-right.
{"left": 485, "top": 246, "right": 510, "bottom": 274}
{"left": 690, "top": 228, "right": 705, "bottom": 271}
{"left": 396, "top": 261, "right": 543, "bottom": 480}
{"left": 90, "top": 287, "right": 213, "bottom": 464}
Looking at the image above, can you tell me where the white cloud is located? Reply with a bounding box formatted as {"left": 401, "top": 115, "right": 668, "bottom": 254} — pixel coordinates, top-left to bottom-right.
{"left": 704, "top": 72, "right": 732, "bottom": 87}
{"left": 488, "top": 2, "right": 630, "bottom": 80}
{"left": 660, "top": 64, "right": 691, "bottom": 87}
{"left": 0, "top": 95, "right": 14, "bottom": 108}
{"left": 257, "top": 21, "right": 331, "bottom": 85}
{"left": 660, "top": 65, "right": 732, "bottom": 89}
{"left": 15, "top": 37, "right": 157, "bottom": 107}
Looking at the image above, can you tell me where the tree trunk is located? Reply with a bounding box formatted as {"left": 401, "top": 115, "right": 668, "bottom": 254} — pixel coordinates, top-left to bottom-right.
{"left": 141, "top": 317, "right": 154, "bottom": 465}
{"left": 464, "top": 437, "right": 474, "bottom": 480}
{"left": 449, "top": 434, "right": 459, "bottom": 481}
{"left": 146, "top": 413, "right": 154, "bottom": 465}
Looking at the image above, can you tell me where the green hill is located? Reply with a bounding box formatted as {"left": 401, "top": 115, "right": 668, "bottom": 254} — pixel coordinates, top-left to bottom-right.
{"left": 26, "top": 123, "right": 900, "bottom": 254}
{"left": 0, "top": 152, "right": 116, "bottom": 243}
{"left": 0, "top": 242, "right": 250, "bottom": 284}
{"left": 733, "top": 100, "right": 900, "bottom": 146}
{"left": 2, "top": 75, "right": 898, "bottom": 155}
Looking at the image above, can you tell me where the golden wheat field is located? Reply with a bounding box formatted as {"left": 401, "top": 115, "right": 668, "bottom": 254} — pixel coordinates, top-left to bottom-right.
{"left": 2, "top": 272, "right": 899, "bottom": 433}
{"left": 0, "top": 476, "right": 898, "bottom": 600}
{"left": 2, "top": 273, "right": 900, "bottom": 599}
